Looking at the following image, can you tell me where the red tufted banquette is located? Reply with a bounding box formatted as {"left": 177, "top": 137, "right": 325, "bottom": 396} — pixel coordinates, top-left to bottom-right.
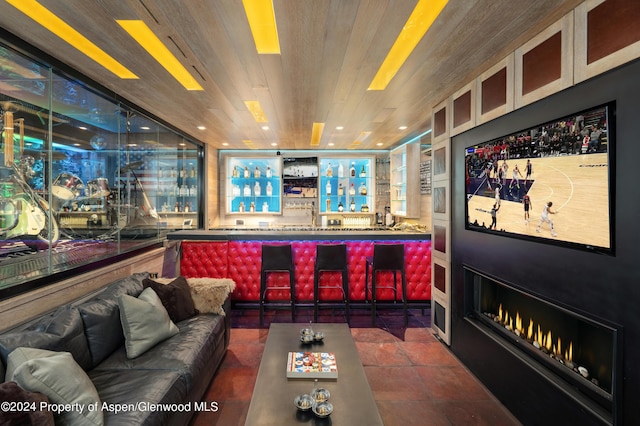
{"left": 180, "top": 239, "right": 431, "bottom": 302}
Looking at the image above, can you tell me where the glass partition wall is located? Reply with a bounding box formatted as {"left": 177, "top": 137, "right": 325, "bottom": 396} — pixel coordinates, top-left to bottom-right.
{"left": 0, "top": 44, "right": 203, "bottom": 295}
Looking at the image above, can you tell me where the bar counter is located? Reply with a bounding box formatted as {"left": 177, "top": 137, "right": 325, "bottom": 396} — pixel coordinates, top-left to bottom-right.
{"left": 167, "top": 227, "right": 429, "bottom": 241}
{"left": 167, "top": 228, "right": 432, "bottom": 303}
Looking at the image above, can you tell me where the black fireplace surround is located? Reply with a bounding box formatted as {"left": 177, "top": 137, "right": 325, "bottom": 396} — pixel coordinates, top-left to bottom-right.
{"left": 449, "top": 59, "right": 640, "bottom": 425}
{"left": 465, "top": 267, "right": 621, "bottom": 423}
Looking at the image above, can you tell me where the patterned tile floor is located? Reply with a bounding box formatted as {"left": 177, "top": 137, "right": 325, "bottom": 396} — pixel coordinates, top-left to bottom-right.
{"left": 190, "top": 307, "right": 522, "bottom": 426}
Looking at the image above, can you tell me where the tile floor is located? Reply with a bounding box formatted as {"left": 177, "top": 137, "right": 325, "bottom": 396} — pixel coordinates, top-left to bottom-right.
{"left": 190, "top": 307, "right": 522, "bottom": 426}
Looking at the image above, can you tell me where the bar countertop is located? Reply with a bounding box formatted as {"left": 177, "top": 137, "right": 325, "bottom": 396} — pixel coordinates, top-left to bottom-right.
{"left": 167, "top": 226, "right": 430, "bottom": 241}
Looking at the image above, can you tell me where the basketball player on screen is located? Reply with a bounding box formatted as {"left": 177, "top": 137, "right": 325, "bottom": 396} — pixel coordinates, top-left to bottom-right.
{"left": 536, "top": 201, "right": 557, "bottom": 237}
{"left": 523, "top": 194, "right": 532, "bottom": 222}
{"left": 509, "top": 164, "right": 523, "bottom": 190}
{"left": 524, "top": 159, "right": 533, "bottom": 186}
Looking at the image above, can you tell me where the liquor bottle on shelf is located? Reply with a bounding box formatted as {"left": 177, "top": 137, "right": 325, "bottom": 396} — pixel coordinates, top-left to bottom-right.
{"left": 350, "top": 162, "right": 356, "bottom": 177}
{"left": 338, "top": 162, "right": 344, "bottom": 178}
{"left": 360, "top": 164, "right": 366, "bottom": 177}
{"left": 338, "top": 201, "right": 344, "bottom": 212}
{"left": 266, "top": 181, "right": 273, "bottom": 196}
{"left": 266, "top": 165, "right": 272, "bottom": 178}
{"left": 262, "top": 202, "right": 269, "bottom": 213}
{"left": 349, "top": 183, "right": 355, "bottom": 196}
{"left": 170, "top": 167, "right": 177, "bottom": 178}
{"left": 249, "top": 201, "right": 255, "bottom": 212}
{"left": 254, "top": 181, "right": 261, "bottom": 196}
{"left": 326, "top": 162, "right": 333, "bottom": 177}
{"left": 180, "top": 167, "right": 186, "bottom": 178}
{"left": 359, "top": 182, "right": 367, "bottom": 195}
{"left": 239, "top": 202, "right": 245, "bottom": 212}
{"left": 190, "top": 166, "right": 196, "bottom": 178}
{"left": 180, "top": 184, "right": 188, "bottom": 196}
{"left": 338, "top": 183, "right": 344, "bottom": 196}
{"left": 184, "top": 202, "right": 191, "bottom": 213}
{"left": 350, "top": 198, "right": 355, "bottom": 212}
{"left": 326, "top": 198, "right": 331, "bottom": 212}
{"left": 232, "top": 184, "right": 240, "bottom": 196}
{"left": 244, "top": 166, "right": 250, "bottom": 178}
{"left": 361, "top": 203, "right": 369, "bottom": 212}
{"left": 243, "top": 184, "right": 251, "bottom": 196}
{"left": 232, "top": 166, "right": 239, "bottom": 178}
{"left": 254, "top": 166, "right": 260, "bottom": 178}
{"left": 174, "top": 202, "right": 180, "bottom": 212}
{"left": 190, "top": 185, "right": 196, "bottom": 196}
{"left": 326, "top": 181, "right": 331, "bottom": 196}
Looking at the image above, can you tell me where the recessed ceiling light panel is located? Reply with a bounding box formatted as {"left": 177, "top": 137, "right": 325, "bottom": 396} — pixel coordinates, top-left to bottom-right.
{"left": 7, "top": 0, "right": 138, "bottom": 79}
{"left": 242, "top": 0, "right": 281, "bottom": 54}
{"left": 117, "top": 20, "right": 203, "bottom": 90}
{"left": 368, "top": 0, "right": 448, "bottom": 90}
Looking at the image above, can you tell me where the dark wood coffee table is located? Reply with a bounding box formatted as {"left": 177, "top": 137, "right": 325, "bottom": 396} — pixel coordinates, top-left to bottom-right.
{"left": 245, "top": 323, "right": 383, "bottom": 425}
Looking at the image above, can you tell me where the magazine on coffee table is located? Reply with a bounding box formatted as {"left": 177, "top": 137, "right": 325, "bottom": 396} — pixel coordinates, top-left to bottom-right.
{"left": 286, "top": 351, "right": 338, "bottom": 379}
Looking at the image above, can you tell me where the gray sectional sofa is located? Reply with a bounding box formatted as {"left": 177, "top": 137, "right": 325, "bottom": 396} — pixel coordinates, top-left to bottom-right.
{"left": 0, "top": 272, "right": 232, "bottom": 425}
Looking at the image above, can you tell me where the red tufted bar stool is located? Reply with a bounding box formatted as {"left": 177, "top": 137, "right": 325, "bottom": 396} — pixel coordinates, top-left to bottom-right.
{"left": 314, "top": 244, "right": 349, "bottom": 323}
{"left": 260, "top": 244, "right": 295, "bottom": 326}
{"left": 365, "top": 243, "right": 407, "bottom": 326}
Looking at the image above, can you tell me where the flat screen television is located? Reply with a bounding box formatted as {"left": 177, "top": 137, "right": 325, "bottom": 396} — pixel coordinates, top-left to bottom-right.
{"left": 464, "top": 102, "right": 614, "bottom": 254}
{"left": 282, "top": 157, "right": 318, "bottom": 198}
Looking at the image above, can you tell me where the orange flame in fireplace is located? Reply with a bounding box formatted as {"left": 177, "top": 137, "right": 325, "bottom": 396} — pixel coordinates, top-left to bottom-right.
{"left": 492, "top": 304, "right": 574, "bottom": 362}
{"left": 565, "top": 342, "right": 573, "bottom": 362}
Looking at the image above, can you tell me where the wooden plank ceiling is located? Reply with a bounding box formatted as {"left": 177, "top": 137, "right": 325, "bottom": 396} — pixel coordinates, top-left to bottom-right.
{"left": 0, "top": 0, "right": 582, "bottom": 151}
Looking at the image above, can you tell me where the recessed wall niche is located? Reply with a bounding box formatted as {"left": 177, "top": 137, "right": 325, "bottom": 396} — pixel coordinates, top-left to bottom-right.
{"left": 434, "top": 262, "right": 446, "bottom": 294}
{"left": 587, "top": 0, "right": 640, "bottom": 64}
{"left": 434, "top": 224, "right": 447, "bottom": 254}
{"left": 434, "top": 107, "right": 447, "bottom": 139}
{"left": 481, "top": 68, "right": 507, "bottom": 114}
{"left": 575, "top": 0, "right": 640, "bottom": 83}
{"left": 433, "top": 186, "right": 446, "bottom": 214}
{"left": 453, "top": 90, "right": 472, "bottom": 128}
{"left": 522, "top": 32, "right": 562, "bottom": 95}
{"left": 433, "top": 147, "right": 446, "bottom": 176}
{"left": 515, "top": 11, "right": 574, "bottom": 107}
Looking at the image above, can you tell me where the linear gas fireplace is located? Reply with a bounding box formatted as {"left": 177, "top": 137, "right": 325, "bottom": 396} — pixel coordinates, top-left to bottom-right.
{"left": 465, "top": 267, "right": 622, "bottom": 424}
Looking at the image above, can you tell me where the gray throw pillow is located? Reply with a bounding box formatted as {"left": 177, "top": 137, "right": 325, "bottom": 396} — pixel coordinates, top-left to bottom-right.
{"left": 118, "top": 287, "right": 179, "bottom": 359}
{"left": 7, "top": 347, "right": 103, "bottom": 426}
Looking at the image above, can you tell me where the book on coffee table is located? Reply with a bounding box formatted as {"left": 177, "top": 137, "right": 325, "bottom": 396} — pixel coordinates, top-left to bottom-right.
{"left": 286, "top": 351, "right": 338, "bottom": 379}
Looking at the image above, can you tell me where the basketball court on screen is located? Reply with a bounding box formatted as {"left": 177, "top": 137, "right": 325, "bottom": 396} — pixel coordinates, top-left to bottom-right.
{"left": 467, "top": 153, "right": 610, "bottom": 248}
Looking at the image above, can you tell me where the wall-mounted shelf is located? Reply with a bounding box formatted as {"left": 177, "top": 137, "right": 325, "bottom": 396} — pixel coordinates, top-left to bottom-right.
{"left": 390, "top": 142, "right": 420, "bottom": 217}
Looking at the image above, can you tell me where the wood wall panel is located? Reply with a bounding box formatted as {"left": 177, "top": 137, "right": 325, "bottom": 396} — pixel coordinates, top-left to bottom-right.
{"left": 433, "top": 186, "right": 446, "bottom": 214}
{"left": 434, "top": 146, "right": 446, "bottom": 176}
{"left": 434, "top": 224, "right": 447, "bottom": 253}
{"left": 434, "top": 107, "right": 447, "bottom": 138}
{"left": 522, "top": 32, "right": 562, "bottom": 95}
{"left": 587, "top": 0, "right": 640, "bottom": 64}
{"left": 434, "top": 262, "right": 446, "bottom": 293}
{"left": 453, "top": 91, "right": 472, "bottom": 128}
{"left": 481, "top": 67, "right": 507, "bottom": 114}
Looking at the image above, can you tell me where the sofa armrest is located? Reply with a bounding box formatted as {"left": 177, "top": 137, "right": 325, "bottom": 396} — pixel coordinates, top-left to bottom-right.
{"left": 222, "top": 296, "right": 231, "bottom": 350}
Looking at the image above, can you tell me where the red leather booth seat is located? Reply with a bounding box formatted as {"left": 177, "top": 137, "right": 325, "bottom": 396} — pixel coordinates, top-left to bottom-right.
{"left": 180, "top": 239, "right": 431, "bottom": 303}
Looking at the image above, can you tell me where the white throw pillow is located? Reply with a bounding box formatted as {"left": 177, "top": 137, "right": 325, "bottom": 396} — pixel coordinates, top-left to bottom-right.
{"left": 118, "top": 287, "right": 179, "bottom": 359}
{"left": 7, "top": 347, "right": 103, "bottom": 426}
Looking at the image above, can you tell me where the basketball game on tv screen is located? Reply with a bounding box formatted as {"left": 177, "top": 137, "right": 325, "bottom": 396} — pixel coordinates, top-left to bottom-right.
{"left": 464, "top": 103, "right": 614, "bottom": 253}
